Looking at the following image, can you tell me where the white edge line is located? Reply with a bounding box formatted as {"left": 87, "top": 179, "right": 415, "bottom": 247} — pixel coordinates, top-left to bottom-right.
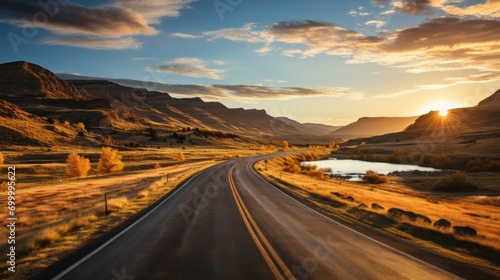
{"left": 249, "top": 160, "right": 464, "bottom": 280}
{"left": 51, "top": 172, "right": 202, "bottom": 280}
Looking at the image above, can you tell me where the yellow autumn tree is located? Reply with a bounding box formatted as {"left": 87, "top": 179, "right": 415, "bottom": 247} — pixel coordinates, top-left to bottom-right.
{"left": 282, "top": 140, "right": 289, "bottom": 149}
{"left": 66, "top": 152, "right": 91, "bottom": 178}
{"left": 0, "top": 152, "right": 4, "bottom": 165}
{"left": 97, "top": 147, "right": 124, "bottom": 175}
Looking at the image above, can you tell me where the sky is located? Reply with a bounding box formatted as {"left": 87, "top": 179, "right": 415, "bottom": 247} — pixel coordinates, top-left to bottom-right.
{"left": 0, "top": 0, "right": 499, "bottom": 126}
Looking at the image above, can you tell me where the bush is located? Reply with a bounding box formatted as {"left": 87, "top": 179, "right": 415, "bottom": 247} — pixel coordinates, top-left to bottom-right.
{"left": 363, "top": 170, "right": 388, "bottom": 184}
{"left": 282, "top": 140, "right": 289, "bottom": 149}
{"left": 431, "top": 153, "right": 452, "bottom": 169}
{"left": 434, "top": 171, "right": 478, "bottom": 192}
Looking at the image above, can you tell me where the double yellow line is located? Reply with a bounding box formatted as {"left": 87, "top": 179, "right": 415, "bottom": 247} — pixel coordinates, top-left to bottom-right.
{"left": 228, "top": 165, "right": 296, "bottom": 280}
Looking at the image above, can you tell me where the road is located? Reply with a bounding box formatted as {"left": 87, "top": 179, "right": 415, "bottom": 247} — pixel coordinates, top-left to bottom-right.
{"left": 49, "top": 154, "right": 462, "bottom": 280}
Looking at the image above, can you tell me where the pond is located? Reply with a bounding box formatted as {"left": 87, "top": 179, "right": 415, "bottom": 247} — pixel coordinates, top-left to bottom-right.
{"left": 301, "top": 158, "right": 440, "bottom": 180}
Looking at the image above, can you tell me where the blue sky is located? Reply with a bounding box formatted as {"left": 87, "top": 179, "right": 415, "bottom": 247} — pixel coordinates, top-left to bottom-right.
{"left": 1, "top": 0, "right": 499, "bottom": 125}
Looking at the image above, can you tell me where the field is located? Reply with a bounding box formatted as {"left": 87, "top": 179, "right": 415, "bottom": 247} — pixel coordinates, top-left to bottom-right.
{"left": 0, "top": 145, "right": 271, "bottom": 278}
{"left": 256, "top": 152, "right": 500, "bottom": 274}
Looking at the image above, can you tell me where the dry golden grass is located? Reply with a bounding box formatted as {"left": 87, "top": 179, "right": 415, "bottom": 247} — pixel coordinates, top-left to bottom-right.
{"left": 257, "top": 154, "right": 500, "bottom": 252}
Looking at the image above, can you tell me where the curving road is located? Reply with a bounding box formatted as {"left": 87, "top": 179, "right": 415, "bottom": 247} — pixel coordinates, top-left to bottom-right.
{"left": 48, "top": 154, "right": 463, "bottom": 280}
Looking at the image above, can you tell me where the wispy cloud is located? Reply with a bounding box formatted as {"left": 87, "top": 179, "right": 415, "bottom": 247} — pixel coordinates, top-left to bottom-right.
{"left": 171, "top": 33, "right": 202, "bottom": 39}
{"left": 203, "top": 23, "right": 266, "bottom": 43}
{"left": 44, "top": 36, "right": 142, "bottom": 50}
{"left": 153, "top": 84, "right": 363, "bottom": 100}
{"left": 365, "top": 20, "right": 386, "bottom": 28}
{"left": 0, "top": 0, "right": 195, "bottom": 49}
{"left": 146, "top": 58, "right": 226, "bottom": 80}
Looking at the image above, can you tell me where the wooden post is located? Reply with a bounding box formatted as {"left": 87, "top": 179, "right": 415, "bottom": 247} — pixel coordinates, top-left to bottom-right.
{"left": 104, "top": 193, "right": 108, "bottom": 216}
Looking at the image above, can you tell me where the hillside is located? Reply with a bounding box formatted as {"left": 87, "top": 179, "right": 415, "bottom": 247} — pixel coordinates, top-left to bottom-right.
{"left": 0, "top": 61, "right": 333, "bottom": 147}
{"left": 328, "top": 116, "right": 419, "bottom": 139}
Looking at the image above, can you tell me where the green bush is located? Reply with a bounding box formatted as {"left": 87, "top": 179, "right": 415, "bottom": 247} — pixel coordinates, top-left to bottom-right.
{"left": 433, "top": 171, "right": 478, "bottom": 192}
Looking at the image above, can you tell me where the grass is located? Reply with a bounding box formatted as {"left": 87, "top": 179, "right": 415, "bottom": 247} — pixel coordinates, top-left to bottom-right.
{"left": 255, "top": 153, "right": 500, "bottom": 271}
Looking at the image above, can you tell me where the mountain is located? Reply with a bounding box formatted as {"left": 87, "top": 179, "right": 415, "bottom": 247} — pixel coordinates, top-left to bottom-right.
{"left": 0, "top": 61, "right": 88, "bottom": 100}
{"left": 275, "top": 117, "right": 341, "bottom": 136}
{"left": 477, "top": 89, "right": 500, "bottom": 108}
{"left": 0, "top": 61, "right": 333, "bottom": 147}
{"left": 328, "top": 116, "right": 419, "bottom": 140}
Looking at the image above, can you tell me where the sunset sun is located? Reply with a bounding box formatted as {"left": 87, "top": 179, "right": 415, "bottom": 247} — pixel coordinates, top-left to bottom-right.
{"left": 439, "top": 109, "right": 448, "bottom": 117}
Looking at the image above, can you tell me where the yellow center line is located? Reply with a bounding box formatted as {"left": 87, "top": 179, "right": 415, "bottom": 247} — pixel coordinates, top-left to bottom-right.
{"left": 229, "top": 165, "right": 296, "bottom": 280}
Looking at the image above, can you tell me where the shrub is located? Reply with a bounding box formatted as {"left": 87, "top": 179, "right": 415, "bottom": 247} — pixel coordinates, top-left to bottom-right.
{"left": 434, "top": 171, "right": 478, "bottom": 192}
{"left": 431, "top": 153, "right": 452, "bottom": 169}
{"left": 363, "top": 170, "right": 388, "bottom": 184}
{"left": 154, "top": 163, "right": 161, "bottom": 169}
{"left": 97, "top": 147, "right": 124, "bottom": 175}
{"left": 282, "top": 140, "right": 289, "bottom": 149}
{"left": 65, "top": 152, "right": 91, "bottom": 178}
{"left": 283, "top": 163, "right": 301, "bottom": 173}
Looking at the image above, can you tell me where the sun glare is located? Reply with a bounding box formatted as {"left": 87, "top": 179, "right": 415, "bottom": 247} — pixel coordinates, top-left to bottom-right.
{"left": 439, "top": 109, "right": 448, "bottom": 117}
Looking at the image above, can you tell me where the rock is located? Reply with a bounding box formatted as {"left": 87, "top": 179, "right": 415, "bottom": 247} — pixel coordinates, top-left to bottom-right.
{"left": 345, "top": 196, "right": 355, "bottom": 202}
{"left": 433, "top": 219, "right": 451, "bottom": 229}
{"left": 371, "top": 203, "right": 385, "bottom": 210}
{"left": 416, "top": 214, "right": 432, "bottom": 225}
{"left": 453, "top": 226, "right": 477, "bottom": 236}
{"left": 331, "top": 192, "right": 343, "bottom": 198}
{"left": 358, "top": 203, "right": 368, "bottom": 208}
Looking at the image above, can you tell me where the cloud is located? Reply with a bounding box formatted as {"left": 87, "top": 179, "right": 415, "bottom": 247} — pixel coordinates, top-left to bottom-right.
{"left": 202, "top": 17, "right": 500, "bottom": 90}
{"left": 392, "top": 0, "right": 434, "bottom": 14}
{"left": 60, "top": 73, "right": 363, "bottom": 100}
{"left": 379, "top": 17, "right": 500, "bottom": 72}
{"left": 0, "top": 0, "right": 194, "bottom": 49}
{"left": 43, "top": 35, "right": 142, "bottom": 50}
{"left": 264, "top": 20, "right": 383, "bottom": 57}
{"left": 365, "top": 20, "right": 386, "bottom": 28}
{"left": 202, "top": 23, "right": 265, "bottom": 43}
{"left": 171, "top": 32, "right": 202, "bottom": 39}
{"left": 156, "top": 84, "right": 363, "bottom": 100}
{"left": 146, "top": 58, "right": 226, "bottom": 80}
{"left": 381, "top": 72, "right": 500, "bottom": 97}
{"left": 442, "top": 0, "right": 500, "bottom": 18}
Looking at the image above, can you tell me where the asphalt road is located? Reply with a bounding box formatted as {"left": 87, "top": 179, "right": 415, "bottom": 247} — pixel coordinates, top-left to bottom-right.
{"left": 50, "top": 154, "right": 463, "bottom": 280}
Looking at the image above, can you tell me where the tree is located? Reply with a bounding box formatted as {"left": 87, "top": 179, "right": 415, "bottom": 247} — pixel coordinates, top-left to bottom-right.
{"left": 154, "top": 163, "right": 161, "bottom": 169}
{"left": 97, "top": 147, "right": 124, "bottom": 175}
{"left": 0, "top": 152, "right": 4, "bottom": 165}
{"left": 179, "top": 151, "right": 185, "bottom": 161}
{"left": 65, "top": 152, "right": 91, "bottom": 178}
{"left": 282, "top": 140, "right": 289, "bottom": 149}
